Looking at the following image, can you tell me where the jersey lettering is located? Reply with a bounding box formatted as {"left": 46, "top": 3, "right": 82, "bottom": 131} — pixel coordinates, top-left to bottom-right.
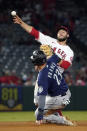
{"left": 48, "top": 72, "right": 52, "bottom": 78}
{"left": 53, "top": 47, "right": 67, "bottom": 60}
{"left": 48, "top": 63, "right": 56, "bottom": 78}
{"left": 53, "top": 47, "right": 56, "bottom": 53}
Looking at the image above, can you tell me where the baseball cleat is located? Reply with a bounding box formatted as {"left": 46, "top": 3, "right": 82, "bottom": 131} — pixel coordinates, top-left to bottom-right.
{"left": 63, "top": 116, "right": 77, "bottom": 126}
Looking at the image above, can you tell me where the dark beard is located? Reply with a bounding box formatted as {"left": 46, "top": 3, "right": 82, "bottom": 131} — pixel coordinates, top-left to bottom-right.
{"left": 57, "top": 37, "right": 67, "bottom": 42}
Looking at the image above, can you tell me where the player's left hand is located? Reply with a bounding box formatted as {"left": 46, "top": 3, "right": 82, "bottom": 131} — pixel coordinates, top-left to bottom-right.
{"left": 36, "top": 120, "right": 43, "bottom": 125}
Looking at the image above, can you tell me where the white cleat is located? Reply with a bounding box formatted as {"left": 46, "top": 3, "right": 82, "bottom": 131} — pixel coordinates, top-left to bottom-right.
{"left": 43, "top": 115, "right": 77, "bottom": 126}
{"left": 63, "top": 116, "right": 76, "bottom": 126}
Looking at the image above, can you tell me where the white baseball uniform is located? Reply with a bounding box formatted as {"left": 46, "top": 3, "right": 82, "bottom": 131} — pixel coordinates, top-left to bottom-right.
{"left": 30, "top": 28, "right": 74, "bottom": 73}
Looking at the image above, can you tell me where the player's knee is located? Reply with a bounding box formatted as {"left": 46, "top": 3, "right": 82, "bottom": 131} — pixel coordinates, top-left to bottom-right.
{"left": 62, "top": 99, "right": 70, "bottom": 106}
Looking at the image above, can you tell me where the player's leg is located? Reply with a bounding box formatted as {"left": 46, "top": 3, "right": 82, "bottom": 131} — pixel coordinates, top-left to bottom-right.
{"left": 43, "top": 89, "right": 74, "bottom": 125}
{"left": 35, "top": 108, "right": 74, "bottom": 126}
{"left": 56, "top": 109, "right": 63, "bottom": 116}
{"left": 44, "top": 89, "right": 71, "bottom": 110}
{"left": 43, "top": 89, "right": 70, "bottom": 120}
{"left": 43, "top": 114, "right": 74, "bottom": 126}
{"left": 55, "top": 89, "right": 71, "bottom": 117}
{"left": 44, "top": 89, "right": 71, "bottom": 118}
{"left": 35, "top": 100, "right": 74, "bottom": 125}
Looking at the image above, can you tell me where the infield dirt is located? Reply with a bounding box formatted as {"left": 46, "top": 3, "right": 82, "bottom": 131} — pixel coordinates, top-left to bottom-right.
{"left": 0, "top": 121, "right": 87, "bottom": 131}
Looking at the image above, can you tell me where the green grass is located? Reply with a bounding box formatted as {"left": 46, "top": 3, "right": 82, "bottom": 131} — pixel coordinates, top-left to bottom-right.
{"left": 0, "top": 111, "right": 87, "bottom": 122}
{"left": 0, "top": 112, "right": 35, "bottom": 122}
{"left": 63, "top": 111, "right": 87, "bottom": 121}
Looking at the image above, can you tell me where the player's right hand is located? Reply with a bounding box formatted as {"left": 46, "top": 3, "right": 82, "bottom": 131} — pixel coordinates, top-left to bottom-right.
{"left": 13, "top": 15, "right": 23, "bottom": 25}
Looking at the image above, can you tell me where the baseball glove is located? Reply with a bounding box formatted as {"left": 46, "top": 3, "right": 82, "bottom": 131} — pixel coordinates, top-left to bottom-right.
{"left": 40, "top": 45, "right": 53, "bottom": 58}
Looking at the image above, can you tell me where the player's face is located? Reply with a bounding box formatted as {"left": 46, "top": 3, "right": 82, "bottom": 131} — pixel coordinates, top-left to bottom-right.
{"left": 57, "top": 29, "right": 69, "bottom": 41}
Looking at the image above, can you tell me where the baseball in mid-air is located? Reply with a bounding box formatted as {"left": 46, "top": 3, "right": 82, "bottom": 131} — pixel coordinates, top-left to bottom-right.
{"left": 11, "top": 11, "right": 16, "bottom": 16}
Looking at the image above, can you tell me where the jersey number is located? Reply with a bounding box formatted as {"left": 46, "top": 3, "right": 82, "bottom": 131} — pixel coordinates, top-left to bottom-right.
{"left": 53, "top": 69, "right": 62, "bottom": 85}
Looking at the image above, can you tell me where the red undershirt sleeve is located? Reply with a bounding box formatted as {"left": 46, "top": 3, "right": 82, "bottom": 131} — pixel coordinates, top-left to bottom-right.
{"left": 59, "top": 60, "right": 71, "bottom": 69}
{"left": 30, "top": 27, "right": 39, "bottom": 39}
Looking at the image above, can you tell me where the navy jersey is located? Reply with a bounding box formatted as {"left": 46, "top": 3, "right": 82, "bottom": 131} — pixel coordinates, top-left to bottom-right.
{"left": 37, "top": 60, "right": 68, "bottom": 97}
{"left": 47, "top": 54, "right": 61, "bottom": 64}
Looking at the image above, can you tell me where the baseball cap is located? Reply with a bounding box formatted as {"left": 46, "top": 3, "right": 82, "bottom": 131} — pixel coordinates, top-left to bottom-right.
{"left": 57, "top": 26, "right": 69, "bottom": 34}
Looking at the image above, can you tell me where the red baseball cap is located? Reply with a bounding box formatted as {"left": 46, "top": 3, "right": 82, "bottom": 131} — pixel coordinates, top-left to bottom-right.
{"left": 57, "top": 26, "right": 69, "bottom": 34}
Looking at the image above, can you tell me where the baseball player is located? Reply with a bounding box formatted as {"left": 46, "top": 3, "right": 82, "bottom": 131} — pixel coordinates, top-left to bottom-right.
{"left": 34, "top": 45, "right": 63, "bottom": 116}
{"left": 13, "top": 15, "right": 74, "bottom": 74}
{"left": 34, "top": 45, "right": 61, "bottom": 105}
{"left": 30, "top": 50, "right": 74, "bottom": 126}
{"left": 13, "top": 15, "right": 74, "bottom": 119}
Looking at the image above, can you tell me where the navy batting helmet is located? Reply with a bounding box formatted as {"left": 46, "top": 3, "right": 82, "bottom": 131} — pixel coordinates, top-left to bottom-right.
{"left": 30, "top": 50, "right": 47, "bottom": 66}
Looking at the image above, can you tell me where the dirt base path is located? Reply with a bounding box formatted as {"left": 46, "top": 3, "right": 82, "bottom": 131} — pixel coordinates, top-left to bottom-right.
{"left": 0, "top": 121, "right": 87, "bottom": 131}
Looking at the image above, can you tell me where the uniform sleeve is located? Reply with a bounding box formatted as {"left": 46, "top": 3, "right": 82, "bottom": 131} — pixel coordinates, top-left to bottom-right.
{"left": 52, "top": 55, "right": 61, "bottom": 63}
{"left": 30, "top": 27, "right": 39, "bottom": 39}
{"left": 36, "top": 95, "right": 46, "bottom": 120}
{"left": 37, "top": 70, "right": 48, "bottom": 96}
{"left": 47, "top": 54, "right": 61, "bottom": 64}
{"left": 59, "top": 60, "right": 71, "bottom": 69}
{"left": 30, "top": 27, "right": 55, "bottom": 47}
{"left": 60, "top": 51, "right": 74, "bottom": 69}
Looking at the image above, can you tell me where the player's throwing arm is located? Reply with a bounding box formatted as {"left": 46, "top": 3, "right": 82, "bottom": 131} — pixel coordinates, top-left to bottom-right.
{"left": 11, "top": 11, "right": 33, "bottom": 33}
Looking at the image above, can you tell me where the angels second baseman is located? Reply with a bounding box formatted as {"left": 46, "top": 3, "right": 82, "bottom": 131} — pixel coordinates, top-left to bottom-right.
{"left": 13, "top": 15, "right": 74, "bottom": 73}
